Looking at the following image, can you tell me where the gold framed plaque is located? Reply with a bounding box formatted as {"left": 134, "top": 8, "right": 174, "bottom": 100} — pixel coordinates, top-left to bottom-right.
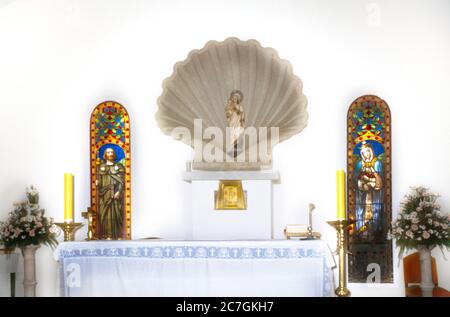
{"left": 214, "top": 180, "right": 247, "bottom": 210}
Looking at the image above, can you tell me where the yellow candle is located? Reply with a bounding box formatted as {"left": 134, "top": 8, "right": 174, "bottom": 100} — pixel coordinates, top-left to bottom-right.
{"left": 336, "top": 170, "right": 346, "bottom": 219}
{"left": 64, "top": 173, "right": 74, "bottom": 222}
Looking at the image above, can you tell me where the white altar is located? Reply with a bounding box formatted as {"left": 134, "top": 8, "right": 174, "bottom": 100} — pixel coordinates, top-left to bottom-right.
{"left": 54, "top": 239, "right": 335, "bottom": 297}
{"left": 183, "top": 170, "right": 280, "bottom": 240}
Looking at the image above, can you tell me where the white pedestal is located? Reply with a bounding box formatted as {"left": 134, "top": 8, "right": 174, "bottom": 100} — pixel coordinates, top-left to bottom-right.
{"left": 22, "top": 245, "right": 40, "bottom": 297}
{"left": 419, "top": 246, "right": 434, "bottom": 297}
{"left": 183, "top": 170, "right": 280, "bottom": 240}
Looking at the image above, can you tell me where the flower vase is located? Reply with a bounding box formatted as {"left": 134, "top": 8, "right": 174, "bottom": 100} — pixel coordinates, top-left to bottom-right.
{"left": 21, "top": 244, "right": 40, "bottom": 297}
{"left": 418, "top": 245, "right": 434, "bottom": 297}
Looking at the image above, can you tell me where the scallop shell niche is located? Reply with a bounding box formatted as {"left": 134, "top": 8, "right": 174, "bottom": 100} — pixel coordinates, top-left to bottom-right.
{"left": 155, "top": 37, "right": 308, "bottom": 170}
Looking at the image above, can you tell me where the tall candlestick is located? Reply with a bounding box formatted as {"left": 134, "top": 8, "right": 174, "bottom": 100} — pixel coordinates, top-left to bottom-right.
{"left": 336, "top": 170, "right": 346, "bottom": 219}
{"left": 64, "top": 173, "right": 74, "bottom": 222}
{"left": 327, "top": 220, "right": 354, "bottom": 297}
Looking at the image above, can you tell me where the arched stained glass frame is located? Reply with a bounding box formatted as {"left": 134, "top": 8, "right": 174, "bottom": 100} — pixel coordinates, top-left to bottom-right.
{"left": 90, "top": 101, "right": 131, "bottom": 240}
{"left": 347, "top": 95, "right": 393, "bottom": 283}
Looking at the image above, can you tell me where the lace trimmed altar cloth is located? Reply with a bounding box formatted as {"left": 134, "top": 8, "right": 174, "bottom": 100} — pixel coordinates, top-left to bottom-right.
{"left": 54, "top": 239, "right": 335, "bottom": 297}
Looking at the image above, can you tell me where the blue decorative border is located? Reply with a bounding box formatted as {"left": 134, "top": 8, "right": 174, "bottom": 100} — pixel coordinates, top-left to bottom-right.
{"left": 58, "top": 246, "right": 325, "bottom": 260}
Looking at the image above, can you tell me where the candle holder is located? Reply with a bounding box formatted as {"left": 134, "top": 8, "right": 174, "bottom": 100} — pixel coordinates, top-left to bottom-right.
{"left": 306, "top": 203, "right": 321, "bottom": 240}
{"left": 327, "top": 219, "right": 355, "bottom": 297}
{"left": 81, "top": 207, "right": 97, "bottom": 241}
{"left": 55, "top": 221, "right": 84, "bottom": 242}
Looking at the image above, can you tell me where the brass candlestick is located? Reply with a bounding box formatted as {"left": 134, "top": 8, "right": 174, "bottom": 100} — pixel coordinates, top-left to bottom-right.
{"left": 81, "top": 207, "right": 97, "bottom": 241}
{"left": 327, "top": 219, "right": 354, "bottom": 297}
{"left": 55, "top": 221, "right": 84, "bottom": 242}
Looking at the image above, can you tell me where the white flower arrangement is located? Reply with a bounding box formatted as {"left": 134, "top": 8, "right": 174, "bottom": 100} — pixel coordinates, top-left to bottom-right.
{"left": 0, "top": 186, "right": 58, "bottom": 250}
{"left": 391, "top": 187, "right": 450, "bottom": 258}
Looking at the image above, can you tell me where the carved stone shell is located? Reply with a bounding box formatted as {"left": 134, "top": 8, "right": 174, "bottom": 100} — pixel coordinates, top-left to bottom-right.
{"left": 156, "top": 37, "right": 308, "bottom": 169}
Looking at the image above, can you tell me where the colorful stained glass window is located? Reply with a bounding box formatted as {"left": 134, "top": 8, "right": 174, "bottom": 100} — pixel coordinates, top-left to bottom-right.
{"left": 90, "top": 101, "right": 131, "bottom": 240}
{"left": 347, "top": 95, "right": 393, "bottom": 283}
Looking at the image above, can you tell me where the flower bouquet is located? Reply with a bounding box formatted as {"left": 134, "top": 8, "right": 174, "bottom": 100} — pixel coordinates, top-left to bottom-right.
{"left": 0, "top": 186, "right": 58, "bottom": 250}
{"left": 391, "top": 186, "right": 450, "bottom": 257}
{"left": 0, "top": 186, "right": 58, "bottom": 296}
{"left": 391, "top": 186, "right": 450, "bottom": 296}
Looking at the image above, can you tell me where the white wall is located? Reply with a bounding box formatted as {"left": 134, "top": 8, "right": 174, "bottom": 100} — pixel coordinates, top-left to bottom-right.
{"left": 0, "top": 0, "right": 449, "bottom": 297}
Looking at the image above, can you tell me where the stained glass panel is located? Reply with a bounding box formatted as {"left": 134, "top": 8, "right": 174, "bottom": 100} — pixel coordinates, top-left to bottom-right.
{"left": 90, "top": 101, "right": 131, "bottom": 240}
{"left": 347, "top": 95, "right": 393, "bottom": 283}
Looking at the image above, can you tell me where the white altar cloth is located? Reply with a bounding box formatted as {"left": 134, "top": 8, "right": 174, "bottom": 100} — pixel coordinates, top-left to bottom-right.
{"left": 54, "top": 240, "right": 335, "bottom": 297}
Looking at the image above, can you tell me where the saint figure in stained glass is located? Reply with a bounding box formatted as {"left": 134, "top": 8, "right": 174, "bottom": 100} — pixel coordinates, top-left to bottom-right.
{"left": 97, "top": 148, "right": 125, "bottom": 240}
{"left": 90, "top": 101, "right": 131, "bottom": 240}
{"left": 354, "top": 141, "right": 384, "bottom": 235}
{"left": 347, "top": 95, "right": 393, "bottom": 283}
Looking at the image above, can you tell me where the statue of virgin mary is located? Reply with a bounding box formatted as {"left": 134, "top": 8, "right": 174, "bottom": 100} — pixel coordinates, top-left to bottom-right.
{"left": 225, "top": 90, "right": 245, "bottom": 157}
{"left": 354, "top": 141, "right": 384, "bottom": 236}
